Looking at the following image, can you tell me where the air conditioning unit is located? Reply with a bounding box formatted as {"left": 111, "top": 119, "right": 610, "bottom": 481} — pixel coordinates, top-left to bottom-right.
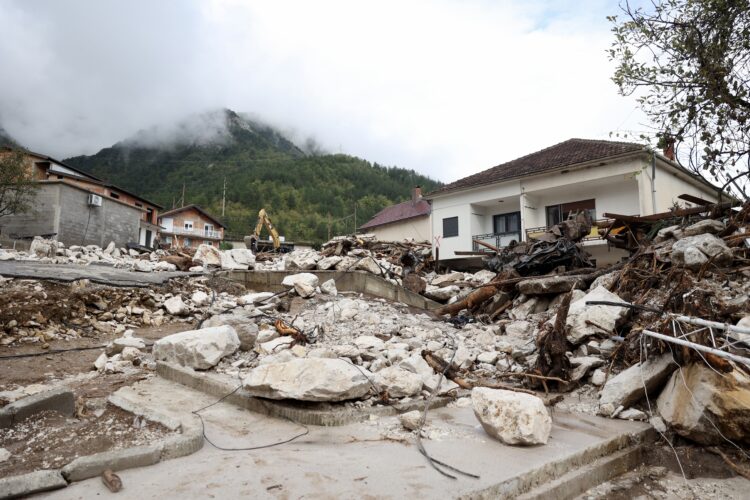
{"left": 87, "top": 194, "right": 103, "bottom": 207}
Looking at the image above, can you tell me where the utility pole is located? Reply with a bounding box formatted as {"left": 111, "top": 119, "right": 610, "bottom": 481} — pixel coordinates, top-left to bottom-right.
{"left": 180, "top": 182, "right": 186, "bottom": 207}
{"left": 221, "top": 177, "right": 226, "bottom": 217}
{"left": 353, "top": 202, "right": 357, "bottom": 235}
{"left": 327, "top": 212, "right": 332, "bottom": 241}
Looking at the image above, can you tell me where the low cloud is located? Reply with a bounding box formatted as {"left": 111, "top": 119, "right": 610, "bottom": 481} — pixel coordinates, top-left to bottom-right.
{"left": 0, "top": 0, "right": 644, "bottom": 181}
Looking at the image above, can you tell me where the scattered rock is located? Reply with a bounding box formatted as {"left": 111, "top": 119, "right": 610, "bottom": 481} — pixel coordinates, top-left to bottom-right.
{"left": 671, "top": 233, "right": 733, "bottom": 269}
{"left": 471, "top": 387, "right": 552, "bottom": 445}
{"left": 399, "top": 410, "right": 423, "bottom": 431}
{"left": 618, "top": 408, "right": 647, "bottom": 421}
{"left": 152, "top": 325, "right": 240, "bottom": 370}
{"left": 193, "top": 244, "right": 222, "bottom": 267}
{"left": 281, "top": 273, "right": 320, "bottom": 298}
{"left": 355, "top": 256, "right": 382, "bottom": 275}
{"left": 565, "top": 286, "right": 629, "bottom": 344}
{"left": 320, "top": 279, "right": 338, "bottom": 296}
{"left": 163, "top": 295, "right": 188, "bottom": 316}
{"left": 191, "top": 290, "right": 210, "bottom": 306}
{"left": 202, "top": 312, "right": 259, "bottom": 351}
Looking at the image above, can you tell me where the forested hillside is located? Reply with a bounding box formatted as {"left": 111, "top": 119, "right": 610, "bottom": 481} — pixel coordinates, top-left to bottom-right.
{"left": 65, "top": 109, "right": 441, "bottom": 243}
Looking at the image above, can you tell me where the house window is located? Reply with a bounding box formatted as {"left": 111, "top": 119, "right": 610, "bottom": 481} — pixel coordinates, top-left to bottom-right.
{"left": 165, "top": 236, "right": 172, "bottom": 244}
{"left": 183, "top": 238, "right": 192, "bottom": 247}
{"left": 204, "top": 223, "right": 214, "bottom": 236}
{"left": 493, "top": 212, "right": 520, "bottom": 234}
{"left": 184, "top": 220, "right": 194, "bottom": 231}
{"left": 109, "top": 192, "right": 120, "bottom": 199}
{"left": 443, "top": 216, "right": 459, "bottom": 238}
{"left": 204, "top": 240, "right": 212, "bottom": 246}
{"left": 135, "top": 202, "right": 143, "bottom": 208}
{"left": 546, "top": 199, "right": 596, "bottom": 226}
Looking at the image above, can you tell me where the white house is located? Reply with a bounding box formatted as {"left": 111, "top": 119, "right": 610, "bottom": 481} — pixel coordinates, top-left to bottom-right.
{"left": 426, "top": 138, "right": 721, "bottom": 267}
{"left": 359, "top": 187, "right": 431, "bottom": 242}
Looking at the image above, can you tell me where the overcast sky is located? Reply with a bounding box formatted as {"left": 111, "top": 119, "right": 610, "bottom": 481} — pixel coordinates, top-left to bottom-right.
{"left": 0, "top": 0, "right": 647, "bottom": 182}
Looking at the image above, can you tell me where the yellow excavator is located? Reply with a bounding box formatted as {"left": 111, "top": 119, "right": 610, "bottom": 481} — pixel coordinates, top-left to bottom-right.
{"left": 245, "top": 208, "right": 281, "bottom": 253}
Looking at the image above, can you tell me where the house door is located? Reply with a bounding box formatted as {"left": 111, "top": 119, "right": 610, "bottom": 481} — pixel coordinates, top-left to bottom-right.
{"left": 145, "top": 230, "right": 152, "bottom": 248}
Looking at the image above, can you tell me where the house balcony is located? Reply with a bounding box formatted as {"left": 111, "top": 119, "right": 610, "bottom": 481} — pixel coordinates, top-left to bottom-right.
{"left": 167, "top": 228, "right": 223, "bottom": 239}
{"left": 472, "top": 231, "right": 523, "bottom": 252}
{"left": 525, "top": 219, "right": 614, "bottom": 243}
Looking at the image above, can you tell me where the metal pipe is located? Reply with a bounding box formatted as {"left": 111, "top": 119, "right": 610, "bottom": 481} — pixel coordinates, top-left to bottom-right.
{"left": 643, "top": 330, "right": 750, "bottom": 367}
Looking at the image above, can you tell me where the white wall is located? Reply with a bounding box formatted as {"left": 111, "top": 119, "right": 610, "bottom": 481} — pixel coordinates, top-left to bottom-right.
{"left": 653, "top": 161, "right": 720, "bottom": 212}
{"left": 368, "top": 216, "right": 430, "bottom": 242}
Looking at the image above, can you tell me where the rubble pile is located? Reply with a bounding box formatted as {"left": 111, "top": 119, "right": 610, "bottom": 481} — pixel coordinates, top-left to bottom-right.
{"left": 0, "top": 276, "right": 247, "bottom": 347}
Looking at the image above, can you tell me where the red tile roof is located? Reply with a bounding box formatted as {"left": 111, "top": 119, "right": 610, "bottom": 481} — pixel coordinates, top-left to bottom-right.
{"left": 360, "top": 199, "right": 431, "bottom": 229}
{"left": 159, "top": 204, "right": 226, "bottom": 228}
{"left": 429, "top": 138, "right": 645, "bottom": 196}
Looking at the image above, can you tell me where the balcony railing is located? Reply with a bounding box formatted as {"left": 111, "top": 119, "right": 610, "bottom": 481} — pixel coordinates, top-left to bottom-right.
{"left": 168, "top": 227, "right": 222, "bottom": 239}
{"left": 525, "top": 219, "right": 612, "bottom": 242}
{"left": 472, "top": 231, "right": 522, "bottom": 252}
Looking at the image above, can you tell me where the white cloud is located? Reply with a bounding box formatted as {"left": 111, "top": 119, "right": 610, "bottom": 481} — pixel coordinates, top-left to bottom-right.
{"left": 0, "top": 0, "right": 645, "bottom": 181}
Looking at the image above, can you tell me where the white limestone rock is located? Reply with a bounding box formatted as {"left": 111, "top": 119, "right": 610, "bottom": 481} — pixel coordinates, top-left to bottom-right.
{"left": 399, "top": 410, "right": 423, "bottom": 431}
{"left": 316, "top": 256, "right": 342, "bottom": 270}
{"left": 671, "top": 233, "right": 733, "bottom": 269}
{"left": 471, "top": 387, "right": 552, "bottom": 445}
{"left": 281, "top": 273, "right": 319, "bottom": 298}
{"left": 202, "top": 311, "right": 259, "bottom": 351}
{"left": 373, "top": 366, "right": 423, "bottom": 398}
{"left": 424, "top": 285, "right": 460, "bottom": 302}
{"left": 164, "top": 295, "right": 188, "bottom": 316}
{"left": 153, "top": 261, "right": 177, "bottom": 272}
{"left": 152, "top": 325, "right": 240, "bottom": 370}
{"left": 431, "top": 272, "right": 463, "bottom": 286}
{"left": 242, "top": 358, "right": 372, "bottom": 401}
{"left": 354, "top": 335, "right": 386, "bottom": 351}
{"left": 219, "top": 251, "right": 248, "bottom": 270}
{"left": 320, "top": 279, "right": 338, "bottom": 296}
{"left": 356, "top": 256, "right": 382, "bottom": 275}
{"left": 228, "top": 248, "right": 256, "bottom": 268}
{"left": 191, "top": 290, "right": 210, "bottom": 306}
{"left": 194, "top": 244, "right": 222, "bottom": 267}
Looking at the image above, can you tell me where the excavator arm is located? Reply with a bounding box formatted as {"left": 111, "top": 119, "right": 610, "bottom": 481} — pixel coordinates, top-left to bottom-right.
{"left": 247, "top": 208, "right": 280, "bottom": 252}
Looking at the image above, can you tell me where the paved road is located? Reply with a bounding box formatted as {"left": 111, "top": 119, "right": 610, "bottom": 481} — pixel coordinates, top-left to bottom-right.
{"left": 0, "top": 260, "right": 199, "bottom": 287}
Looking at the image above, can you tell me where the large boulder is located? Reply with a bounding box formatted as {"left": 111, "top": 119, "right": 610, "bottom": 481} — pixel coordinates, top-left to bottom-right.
{"left": 471, "top": 387, "right": 552, "bottom": 445}
{"left": 281, "top": 273, "right": 319, "bottom": 298}
{"left": 373, "top": 366, "right": 423, "bottom": 398}
{"left": 598, "top": 354, "right": 677, "bottom": 416}
{"left": 671, "top": 233, "right": 733, "bottom": 270}
{"left": 220, "top": 251, "right": 248, "bottom": 270}
{"left": 680, "top": 219, "right": 724, "bottom": 238}
{"left": 657, "top": 362, "right": 750, "bottom": 444}
{"left": 202, "top": 311, "right": 259, "bottom": 351}
{"left": 431, "top": 272, "right": 463, "bottom": 287}
{"left": 285, "top": 250, "right": 319, "bottom": 271}
{"left": 517, "top": 276, "right": 585, "bottom": 295}
{"left": 227, "top": 248, "right": 256, "bottom": 268}
{"left": 316, "top": 256, "right": 342, "bottom": 270}
{"left": 242, "top": 358, "right": 372, "bottom": 401}
{"left": 194, "top": 244, "right": 222, "bottom": 267}
{"left": 152, "top": 325, "right": 240, "bottom": 370}
{"left": 424, "top": 285, "right": 460, "bottom": 302}
{"left": 565, "top": 286, "right": 629, "bottom": 344}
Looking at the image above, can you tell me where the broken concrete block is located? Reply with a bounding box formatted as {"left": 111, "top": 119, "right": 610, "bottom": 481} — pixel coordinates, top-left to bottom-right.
{"left": 657, "top": 362, "right": 750, "bottom": 444}
{"left": 471, "top": 387, "right": 552, "bottom": 445}
{"left": 671, "top": 233, "right": 733, "bottom": 269}
{"left": 565, "top": 286, "right": 629, "bottom": 344}
{"left": 242, "top": 358, "right": 372, "bottom": 401}
{"left": 517, "top": 276, "right": 585, "bottom": 295}
{"left": 281, "top": 273, "right": 320, "bottom": 298}
{"left": 152, "top": 325, "right": 240, "bottom": 370}
{"left": 373, "top": 366, "right": 423, "bottom": 398}
{"left": 163, "top": 295, "right": 188, "bottom": 316}
{"left": 598, "top": 354, "right": 676, "bottom": 416}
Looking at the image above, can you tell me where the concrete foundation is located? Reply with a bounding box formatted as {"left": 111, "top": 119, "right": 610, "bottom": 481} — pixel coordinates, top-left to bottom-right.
{"left": 219, "top": 269, "right": 440, "bottom": 310}
{"left": 40, "top": 377, "right": 654, "bottom": 499}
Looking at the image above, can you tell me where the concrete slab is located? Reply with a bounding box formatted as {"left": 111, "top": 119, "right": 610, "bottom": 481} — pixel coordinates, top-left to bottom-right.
{"left": 0, "top": 261, "right": 198, "bottom": 287}
{"left": 0, "top": 388, "right": 74, "bottom": 428}
{"left": 38, "top": 378, "right": 652, "bottom": 499}
{"left": 0, "top": 470, "right": 67, "bottom": 499}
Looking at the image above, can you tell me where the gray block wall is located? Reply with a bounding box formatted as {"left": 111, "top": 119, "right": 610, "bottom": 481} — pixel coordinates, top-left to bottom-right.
{"left": 0, "top": 183, "right": 141, "bottom": 248}
{"left": 0, "top": 183, "right": 60, "bottom": 240}
{"left": 56, "top": 184, "right": 140, "bottom": 247}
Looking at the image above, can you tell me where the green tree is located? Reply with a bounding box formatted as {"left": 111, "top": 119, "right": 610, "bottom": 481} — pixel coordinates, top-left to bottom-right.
{"left": 0, "top": 150, "right": 37, "bottom": 218}
{"left": 609, "top": 0, "right": 750, "bottom": 198}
